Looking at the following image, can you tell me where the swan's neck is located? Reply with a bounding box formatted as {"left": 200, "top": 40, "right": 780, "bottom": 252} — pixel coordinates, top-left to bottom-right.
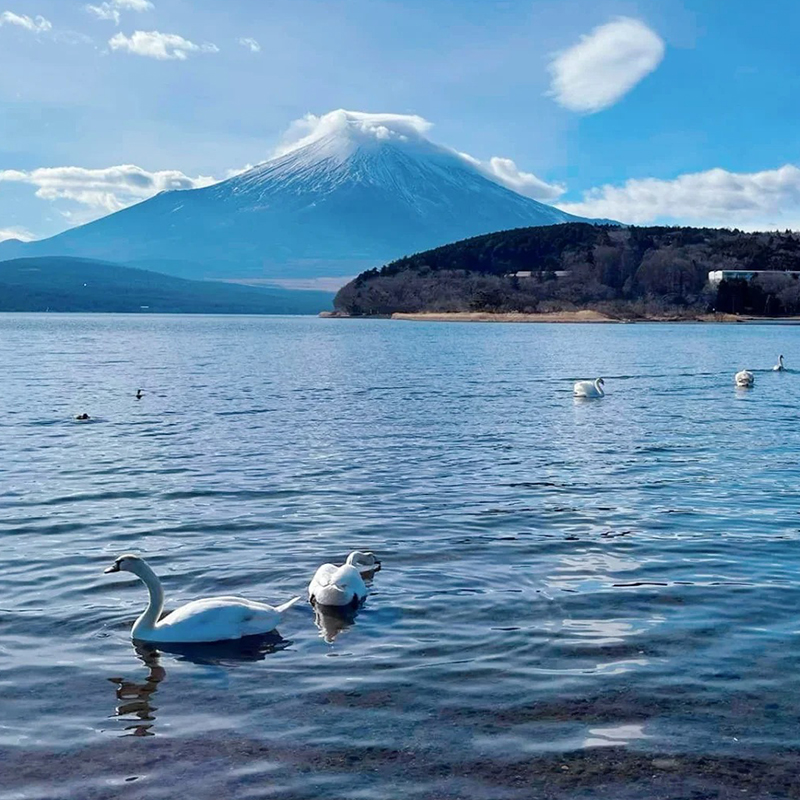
{"left": 595, "top": 379, "right": 604, "bottom": 395}
{"left": 131, "top": 562, "right": 165, "bottom": 638}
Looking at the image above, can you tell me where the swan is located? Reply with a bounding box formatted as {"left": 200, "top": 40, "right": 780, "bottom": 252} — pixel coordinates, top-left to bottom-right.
{"left": 308, "top": 551, "right": 381, "bottom": 608}
{"left": 573, "top": 378, "right": 605, "bottom": 398}
{"left": 773, "top": 355, "right": 786, "bottom": 372}
{"left": 735, "top": 369, "right": 755, "bottom": 387}
{"left": 136, "top": 389, "right": 144, "bottom": 399}
{"left": 104, "top": 554, "right": 300, "bottom": 643}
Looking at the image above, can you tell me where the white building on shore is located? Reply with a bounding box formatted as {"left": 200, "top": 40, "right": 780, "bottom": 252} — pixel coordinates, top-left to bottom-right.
{"left": 708, "top": 269, "right": 800, "bottom": 286}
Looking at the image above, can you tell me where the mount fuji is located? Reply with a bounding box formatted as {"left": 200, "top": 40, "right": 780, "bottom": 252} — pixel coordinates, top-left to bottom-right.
{"left": 0, "top": 111, "right": 609, "bottom": 286}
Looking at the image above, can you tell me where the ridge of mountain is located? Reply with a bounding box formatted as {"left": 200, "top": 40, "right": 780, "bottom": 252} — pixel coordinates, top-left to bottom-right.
{"left": 0, "top": 256, "right": 333, "bottom": 314}
{"left": 0, "top": 114, "right": 612, "bottom": 285}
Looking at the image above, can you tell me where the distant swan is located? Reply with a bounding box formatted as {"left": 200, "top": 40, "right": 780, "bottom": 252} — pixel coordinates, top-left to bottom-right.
{"left": 773, "top": 355, "right": 785, "bottom": 372}
{"left": 573, "top": 378, "right": 605, "bottom": 398}
{"left": 104, "top": 554, "right": 300, "bottom": 643}
{"left": 135, "top": 389, "right": 144, "bottom": 399}
{"left": 735, "top": 369, "right": 755, "bottom": 387}
{"left": 308, "top": 551, "right": 381, "bottom": 608}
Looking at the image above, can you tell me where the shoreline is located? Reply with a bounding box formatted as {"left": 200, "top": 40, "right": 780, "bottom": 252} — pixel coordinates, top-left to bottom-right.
{"left": 322, "top": 310, "right": 800, "bottom": 324}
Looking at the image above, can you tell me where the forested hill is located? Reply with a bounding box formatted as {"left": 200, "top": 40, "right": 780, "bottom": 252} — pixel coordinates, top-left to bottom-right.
{"left": 334, "top": 224, "right": 800, "bottom": 317}
{"left": 0, "top": 257, "right": 333, "bottom": 314}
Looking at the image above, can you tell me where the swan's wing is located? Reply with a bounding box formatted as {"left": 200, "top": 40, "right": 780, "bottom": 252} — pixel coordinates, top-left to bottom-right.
{"left": 155, "top": 597, "right": 281, "bottom": 642}
{"left": 309, "top": 565, "right": 368, "bottom": 606}
{"left": 308, "top": 563, "right": 339, "bottom": 597}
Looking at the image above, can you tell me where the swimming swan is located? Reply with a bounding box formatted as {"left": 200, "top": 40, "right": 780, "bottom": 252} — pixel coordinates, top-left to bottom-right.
{"left": 308, "top": 551, "right": 381, "bottom": 608}
{"left": 773, "top": 355, "right": 786, "bottom": 372}
{"left": 573, "top": 378, "right": 605, "bottom": 398}
{"left": 735, "top": 369, "right": 755, "bottom": 387}
{"left": 104, "top": 554, "right": 300, "bottom": 643}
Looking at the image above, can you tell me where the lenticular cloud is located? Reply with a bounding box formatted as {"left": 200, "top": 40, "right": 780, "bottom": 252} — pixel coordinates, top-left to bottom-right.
{"left": 548, "top": 17, "right": 665, "bottom": 114}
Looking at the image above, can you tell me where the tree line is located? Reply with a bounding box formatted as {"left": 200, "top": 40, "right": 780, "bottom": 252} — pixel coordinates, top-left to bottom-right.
{"left": 334, "top": 224, "right": 800, "bottom": 318}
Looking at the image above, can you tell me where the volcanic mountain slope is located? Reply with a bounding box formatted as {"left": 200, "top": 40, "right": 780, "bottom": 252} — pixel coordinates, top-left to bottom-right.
{"left": 0, "top": 111, "right": 607, "bottom": 283}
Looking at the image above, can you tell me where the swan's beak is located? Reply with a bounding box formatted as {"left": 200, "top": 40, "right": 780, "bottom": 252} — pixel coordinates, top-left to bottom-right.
{"left": 104, "top": 562, "right": 120, "bottom": 574}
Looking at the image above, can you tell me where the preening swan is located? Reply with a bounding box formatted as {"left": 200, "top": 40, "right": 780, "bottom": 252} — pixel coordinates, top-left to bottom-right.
{"left": 308, "top": 551, "right": 381, "bottom": 608}
{"left": 773, "top": 355, "right": 785, "bottom": 372}
{"left": 735, "top": 369, "right": 755, "bottom": 387}
{"left": 573, "top": 378, "right": 605, "bottom": 398}
{"left": 104, "top": 554, "right": 300, "bottom": 643}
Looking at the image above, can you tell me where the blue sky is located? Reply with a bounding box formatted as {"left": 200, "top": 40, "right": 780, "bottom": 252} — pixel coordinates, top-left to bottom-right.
{"left": 2, "top": 0, "right": 800, "bottom": 241}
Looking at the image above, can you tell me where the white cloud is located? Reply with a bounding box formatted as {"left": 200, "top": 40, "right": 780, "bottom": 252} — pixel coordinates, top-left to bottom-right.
{"left": 0, "top": 10, "right": 52, "bottom": 33}
{"left": 557, "top": 164, "right": 800, "bottom": 228}
{"left": 0, "top": 164, "right": 218, "bottom": 213}
{"left": 238, "top": 36, "right": 260, "bottom": 53}
{"left": 274, "top": 109, "right": 435, "bottom": 157}
{"left": 548, "top": 17, "right": 664, "bottom": 114}
{"left": 109, "top": 30, "right": 219, "bottom": 60}
{"left": 86, "top": 0, "right": 154, "bottom": 25}
{"left": 0, "top": 226, "right": 35, "bottom": 243}
{"left": 458, "top": 152, "right": 565, "bottom": 202}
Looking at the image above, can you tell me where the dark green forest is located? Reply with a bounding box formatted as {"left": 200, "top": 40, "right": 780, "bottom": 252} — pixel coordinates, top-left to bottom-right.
{"left": 334, "top": 224, "right": 800, "bottom": 318}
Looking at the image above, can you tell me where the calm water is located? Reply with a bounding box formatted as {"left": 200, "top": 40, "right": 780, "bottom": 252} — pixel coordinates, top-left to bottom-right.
{"left": 2, "top": 314, "right": 800, "bottom": 800}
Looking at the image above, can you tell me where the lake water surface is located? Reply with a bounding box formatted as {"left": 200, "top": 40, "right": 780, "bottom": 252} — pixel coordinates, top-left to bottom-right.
{"left": 1, "top": 315, "right": 800, "bottom": 800}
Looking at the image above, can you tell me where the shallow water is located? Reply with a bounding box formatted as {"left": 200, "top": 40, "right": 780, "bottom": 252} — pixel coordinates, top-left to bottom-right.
{"left": 1, "top": 314, "right": 800, "bottom": 800}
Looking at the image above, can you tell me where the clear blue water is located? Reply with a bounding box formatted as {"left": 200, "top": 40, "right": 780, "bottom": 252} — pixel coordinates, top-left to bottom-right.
{"left": 2, "top": 314, "right": 800, "bottom": 800}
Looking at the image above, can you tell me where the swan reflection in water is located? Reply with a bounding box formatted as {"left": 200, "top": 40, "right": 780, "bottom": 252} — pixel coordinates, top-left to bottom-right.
{"left": 108, "top": 632, "right": 291, "bottom": 736}
{"left": 313, "top": 604, "right": 360, "bottom": 643}
{"left": 108, "top": 642, "right": 164, "bottom": 737}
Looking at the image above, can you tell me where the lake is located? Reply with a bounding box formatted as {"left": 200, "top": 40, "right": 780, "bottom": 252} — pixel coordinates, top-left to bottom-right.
{"left": 1, "top": 314, "right": 799, "bottom": 800}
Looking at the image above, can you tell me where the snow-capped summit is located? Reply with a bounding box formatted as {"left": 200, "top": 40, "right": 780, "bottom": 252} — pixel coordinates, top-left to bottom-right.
{"left": 0, "top": 110, "right": 604, "bottom": 284}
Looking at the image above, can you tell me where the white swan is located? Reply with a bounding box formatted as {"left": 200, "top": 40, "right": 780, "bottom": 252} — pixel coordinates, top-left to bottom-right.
{"left": 573, "top": 378, "right": 605, "bottom": 398}
{"left": 735, "top": 369, "right": 755, "bottom": 387}
{"left": 104, "top": 554, "right": 300, "bottom": 643}
{"left": 773, "top": 355, "right": 786, "bottom": 372}
{"left": 308, "top": 551, "right": 381, "bottom": 608}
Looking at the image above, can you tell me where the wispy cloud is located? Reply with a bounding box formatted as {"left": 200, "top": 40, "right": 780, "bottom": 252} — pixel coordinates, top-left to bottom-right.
{"left": 0, "top": 10, "right": 52, "bottom": 33}
{"left": 458, "top": 153, "right": 565, "bottom": 202}
{"left": 557, "top": 164, "right": 800, "bottom": 228}
{"left": 548, "top": 17, "right": 664, "bottom": 114}
{"left": 86, "top": 0, "right": 154, "bottom": 25}
{"left": 109, "top": 30, "right": 219, "bottom": 60}
{"left": 238, "top": 36, "right": 260, "bottom": 53}
{"left": 0, "top": 226, "right": 35, "bottom": 243}
{"left": 0, "top": 164, "right": 218, "bottom": 213}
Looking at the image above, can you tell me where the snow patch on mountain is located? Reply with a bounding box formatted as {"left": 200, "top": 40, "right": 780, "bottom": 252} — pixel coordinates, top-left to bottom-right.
{"left": 270, "top": 109, "right": 565, "bottom": 202}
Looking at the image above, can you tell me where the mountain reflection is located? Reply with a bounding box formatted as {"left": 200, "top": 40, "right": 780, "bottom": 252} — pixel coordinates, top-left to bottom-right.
{"left": 108, "top": 633, "right": 292, "bottom": 736}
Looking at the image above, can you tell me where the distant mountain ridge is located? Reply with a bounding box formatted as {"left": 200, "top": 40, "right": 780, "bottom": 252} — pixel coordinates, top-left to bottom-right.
{"left": 0, "top": 257, "right": 333, "bottom": 314}
{"left": 0, "top": 111, "right": 609, "bottom": 284}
